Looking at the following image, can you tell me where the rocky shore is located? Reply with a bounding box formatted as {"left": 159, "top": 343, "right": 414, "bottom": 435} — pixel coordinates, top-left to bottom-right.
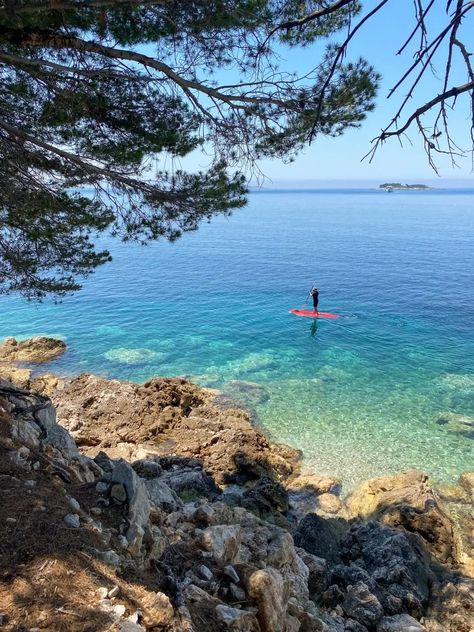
{"left": 0, "top": 337, "right": 473, "bottom": 631}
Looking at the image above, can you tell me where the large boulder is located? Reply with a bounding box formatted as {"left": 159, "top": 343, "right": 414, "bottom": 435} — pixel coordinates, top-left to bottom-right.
{"left": 294, "top": 513, "right": 348, "bottom": 564}
{"left": 345, "top": 470, "right": 460, "bottom": 566}
{"left": 247, "top": 567, "right": 289, "bottom": 632}
{"left": 0, "top": 378, "right": 98, "bottom": 483}
{"left": 111, "top": 459, "right": 150, "bottom": 553}
{"left": 341, "top": 521, "right": 434, "bottom": 616}
{"left": 342, "top": 582, "right": 383, "bottom": 627}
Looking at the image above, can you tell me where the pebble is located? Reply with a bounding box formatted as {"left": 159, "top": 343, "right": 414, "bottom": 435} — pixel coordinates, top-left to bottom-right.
{"left": 114, "top": 604, "right": 126, "bottom": 617}
{"left": 101, "top": 550, "right": 121, "bottom": 568}
{"left": 33, "top": 461, "right": 40, "bottom": 471}
{"left": 64, "top": 513, "right": 80, "bottom": 528}
{"left": 97, "top": 587, "right": 109, "bottom": 599}
{"left": 96, "top": 481, "right": 108, "bottom": 493}
{"left": 197, "top": 565, "right": 214, "bottom": 582}
{"left": 108, "top": 585, "right": 120, "bottom": 598}
{"left": 68, "top": 497, "right": 81, "bottom": 512}
{"left": 111, "top": 483, "right": 127, "bottom": 503}
{"left": 224, "top": 565, "right": 240, "bottom": 584}
{"left": 229, "top": 583, "right": 246, "bottom": 602}
{"left": 24, "top": 479, "right": 36, "bottom": 488}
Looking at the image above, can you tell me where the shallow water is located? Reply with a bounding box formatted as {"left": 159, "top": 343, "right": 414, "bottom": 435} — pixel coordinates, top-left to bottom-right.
{"left": 2, "top": 189, "right": 473, "bottom": 487}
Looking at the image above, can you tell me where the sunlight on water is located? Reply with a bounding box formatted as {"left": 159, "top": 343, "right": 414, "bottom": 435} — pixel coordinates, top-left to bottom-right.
{"left": 1, "top": 189, "right": 473, "bottom": 487}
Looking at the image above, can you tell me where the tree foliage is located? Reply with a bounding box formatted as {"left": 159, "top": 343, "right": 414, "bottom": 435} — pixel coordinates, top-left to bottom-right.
{"left": 1, "top": 1, "right": 472, "bottom": 299}
{"left": 0, "top": 0, "right": 378, "bottom": 298}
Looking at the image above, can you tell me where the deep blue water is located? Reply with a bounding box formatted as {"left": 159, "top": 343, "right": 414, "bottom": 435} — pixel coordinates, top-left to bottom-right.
{"left": 2, "top": 189, "right": 473, "bottom": 487}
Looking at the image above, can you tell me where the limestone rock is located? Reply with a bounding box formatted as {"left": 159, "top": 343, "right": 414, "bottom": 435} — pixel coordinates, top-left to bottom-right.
{"left": 0, "top": 365, "right": 31, "bottom": 389}
{"left": 140, "top": 592, "right": 174, "bottom": 628}
{"left": 458, "top": 472, "right": 474, "bottom": 500}
{"left": 342, "top": 582, "right": 383, "bottom": 627}
{"left": 54, "top": 373, "right": 301, "bottom": 484}
{"left": 242, "top": 476, "right": 289, "bottom": 515}
{"left": 132, "top": 458, "right": 162, "bottom": 479}
{"left": 377, "top": 614, "right": 426, "bottom": 631}
{"left": 159, "top": 466, "right": 219, "bottom": 498}
{"left": 201, "top": 524, "right": 241, "bottom": 563}
{"left": 145, "top": 478, "right": 182, "bottom": 513}
{"left": 296, "top": 550, "right": 329, "bottom": 600}
{"left": 29, "top": 373, "right": 64, "bottom": 396}
{"left": 247, "top": 567, "right": 289, "bottom": 632}
{"left": 316, "top": 493, "right": 343, "bottom": 514}
{"left": 436, "top": 483, "right": 471, "bottom": 504}
{"left": 288, "top": 474, "right": 340, "bottom": 495}
{"left": 111, "top": 460, "right": 150, "bottom": 552}
{"left": 0, "top": 378, "right": 98, "bottom": 483}
{"left": 0, "top": 336, "right": 66, "bottom": 363}
{"left": 215, "top": 604, "right": 260, "bottom": 630}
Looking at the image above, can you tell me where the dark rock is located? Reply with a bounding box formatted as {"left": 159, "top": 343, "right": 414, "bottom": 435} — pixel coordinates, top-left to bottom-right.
{"left": 242, "top": 476, "right": 289, "bottom": 515}
{"left": 320, "top": 584, "right": 345, "bottom": 608}
{"left": 331, "top": 564, "right": 375, "bottom": 592}
{"left": 111, "top": 483, "right": 128, "bottom": 503}
{"left": 159, "top": 468, "right": 220, "bottom": 499}
{"left": 294, "top": 513, "right": 348, "bottom": 563}
{"left": 377, "top": 614, "right": 426, "bottom": 631}
{"left": 297, "top": 549, "right": 330, "bottom": 600}
{"left": 342, "top": 582, "right": 383, "bottom": 627}
{"left": 132, "top": 458, "right": 162, "bottom": 479}
{"left": 341, "top": 522, "right": 433, "bottom": 615}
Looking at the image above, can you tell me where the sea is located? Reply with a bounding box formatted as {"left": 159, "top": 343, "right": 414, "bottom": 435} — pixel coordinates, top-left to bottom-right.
{"left": 2, "top": 188, "right": 473, "bottom": 488}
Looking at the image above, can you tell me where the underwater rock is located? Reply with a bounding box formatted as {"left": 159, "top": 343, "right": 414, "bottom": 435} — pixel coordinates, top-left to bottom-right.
{"left": 103, "top": 347, "right": 158, "bottom": 365}
{"left": 222, "top": 380, "right": 270, "bottom": 406}
{"left": 436, "top": 412, "right": 474, "bottom": 439}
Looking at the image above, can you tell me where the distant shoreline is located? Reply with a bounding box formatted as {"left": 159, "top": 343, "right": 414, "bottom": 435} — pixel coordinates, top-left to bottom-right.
{"left": 379, "top": 182, "right": 432, "bottom": 191}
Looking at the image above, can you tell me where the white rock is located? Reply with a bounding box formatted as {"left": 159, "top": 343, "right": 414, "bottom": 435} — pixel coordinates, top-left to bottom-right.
{"left": 108, "top": 585, "right": 120, "bottom": 598}
{"left": 114, "top": 604, "right": 126, "bottom": 617}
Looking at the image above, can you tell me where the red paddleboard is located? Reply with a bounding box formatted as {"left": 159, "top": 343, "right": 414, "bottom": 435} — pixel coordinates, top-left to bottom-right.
{"left": 290, "top": 309, "right": 339, "bottom": 319}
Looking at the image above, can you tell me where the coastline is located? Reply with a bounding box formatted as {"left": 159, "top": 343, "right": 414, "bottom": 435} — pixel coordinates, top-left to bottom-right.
{"left": 1, "top": 335, "right": 473, "bottom": 630}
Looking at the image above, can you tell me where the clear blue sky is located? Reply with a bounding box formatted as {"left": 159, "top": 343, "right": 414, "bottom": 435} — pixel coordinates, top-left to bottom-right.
{"left": 189, "top": 2, "right": 474, "bottom": 185}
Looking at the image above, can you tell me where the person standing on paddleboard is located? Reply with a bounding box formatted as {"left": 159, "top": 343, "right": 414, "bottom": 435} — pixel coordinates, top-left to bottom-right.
{"left": 310, "top": 286, "right": 319, "bottom": 313}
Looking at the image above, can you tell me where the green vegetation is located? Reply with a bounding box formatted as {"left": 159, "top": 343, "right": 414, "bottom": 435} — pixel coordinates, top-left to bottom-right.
{"left": 0, "top": 0, "right": 377, "bottom": 298}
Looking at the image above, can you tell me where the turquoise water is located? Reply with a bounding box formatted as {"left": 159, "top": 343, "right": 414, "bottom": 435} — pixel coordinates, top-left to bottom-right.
{"left": 1, "top": 189, "right": 473, "bottom": 487}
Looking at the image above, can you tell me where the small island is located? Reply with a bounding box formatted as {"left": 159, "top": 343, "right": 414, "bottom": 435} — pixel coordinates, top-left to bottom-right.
{"left": 379, "top": 182, "right": 432, "bottom": 191}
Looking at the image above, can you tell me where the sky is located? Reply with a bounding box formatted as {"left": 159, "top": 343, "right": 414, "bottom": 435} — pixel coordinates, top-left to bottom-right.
{"left": 189, "top": 2, "right": 474, "bottom": 186}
